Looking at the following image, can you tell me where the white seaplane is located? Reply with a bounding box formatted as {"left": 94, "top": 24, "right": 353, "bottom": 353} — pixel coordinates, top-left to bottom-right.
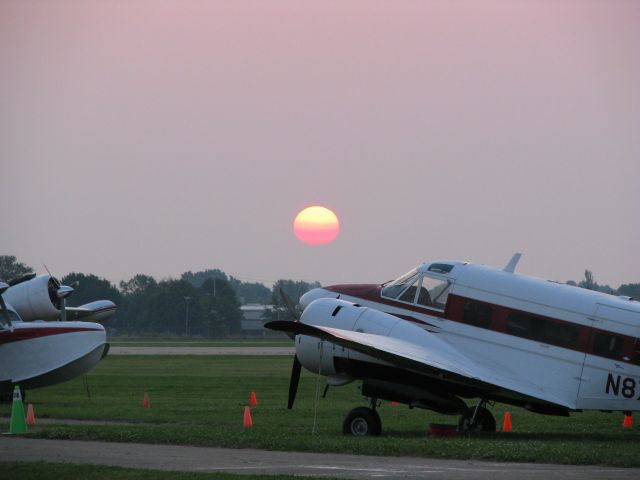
{"left": 266, "top": 254, "right": 640, "bottom": 435}
{"left": 0, "top": 273, "right": 115, "bottom": 400}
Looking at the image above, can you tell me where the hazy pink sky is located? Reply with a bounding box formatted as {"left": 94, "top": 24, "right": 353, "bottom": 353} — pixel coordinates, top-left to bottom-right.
{"left": 2, "top": 1, "right": 638, "bottom": 287}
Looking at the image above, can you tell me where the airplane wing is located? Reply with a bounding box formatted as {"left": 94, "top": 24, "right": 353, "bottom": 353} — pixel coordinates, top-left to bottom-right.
{"left": 265, "top": 319, "right": 574, "bottom": 409}
{"left": 65, "top": 300, "right": 116, "bottom": 322}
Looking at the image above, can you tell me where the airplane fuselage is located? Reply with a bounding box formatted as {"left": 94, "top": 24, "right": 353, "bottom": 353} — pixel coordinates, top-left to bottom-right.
{"left": 299, "top": 261, "right": 640, "bottom": 413}
{"left": 0, "top": 320, "right": 108, "bottom": 396}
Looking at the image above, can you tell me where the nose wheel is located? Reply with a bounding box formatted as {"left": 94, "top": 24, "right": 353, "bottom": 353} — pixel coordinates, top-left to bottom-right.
{"left": 342, "top": 406, "right": 382, "bottom": 436}
{"left": 458, "top": 404, "right": 496, "bottom": 433}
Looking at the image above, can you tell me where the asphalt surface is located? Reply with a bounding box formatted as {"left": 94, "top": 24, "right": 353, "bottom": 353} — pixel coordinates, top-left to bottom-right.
{"left": 109, "top": 346, "right": 295, "bottom": 355}
{"left": 0, "top": 437, "right": 637, "bottom": 479}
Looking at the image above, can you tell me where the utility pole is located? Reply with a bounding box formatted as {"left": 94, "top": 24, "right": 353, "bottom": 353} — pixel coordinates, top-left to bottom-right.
{"left": 184, "top": 296, "right": 191, "bottom": 337}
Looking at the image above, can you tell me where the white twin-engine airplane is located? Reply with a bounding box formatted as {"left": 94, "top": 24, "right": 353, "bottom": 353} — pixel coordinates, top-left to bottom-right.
{"left": 0, "top": 273, "right": 116, "bottom": 400}
{"left": 266, "top": 254, "right": 640, "bottom": 435}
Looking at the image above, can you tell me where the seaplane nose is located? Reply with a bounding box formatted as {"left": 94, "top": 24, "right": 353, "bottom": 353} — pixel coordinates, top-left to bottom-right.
{"left": 300, "top": 288, "right": 333, "bottom": 310}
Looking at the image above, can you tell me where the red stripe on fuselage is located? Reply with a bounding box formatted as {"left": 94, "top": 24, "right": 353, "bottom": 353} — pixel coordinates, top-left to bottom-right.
{"left": 0, "top": 327, "right": 102, "bottom": 345}
{"left": 324, "top": 285, "right": 640, "bottom": 366}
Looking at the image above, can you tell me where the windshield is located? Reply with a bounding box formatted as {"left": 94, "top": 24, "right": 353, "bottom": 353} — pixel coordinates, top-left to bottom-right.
{"left": 381, "top": 269, "right": 419, "bottom": 299}
{"left": 417, "top": 276, "right": 451, "bottom": 310}
{"left": 382, "top": 270, "right": 451, "bottom": 311}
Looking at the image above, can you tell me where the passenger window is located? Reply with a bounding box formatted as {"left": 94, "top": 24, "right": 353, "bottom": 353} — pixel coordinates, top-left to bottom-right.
{"left": 416, "top": 276, "right": 450, "bottom": 310}
{"left": 593, "top": 332, "right": 625, "bottom": 360}
{"left": 507, "top": 312, "right": 579, "bottom": 349}
{"left": 463, "top": 302, "right": 492, "bottom": 328}
{"left": 506, "top": 312, "right": 533, "bottom": 339}
{"left": 542, "top": 321, "right": 579, "bottom": 349}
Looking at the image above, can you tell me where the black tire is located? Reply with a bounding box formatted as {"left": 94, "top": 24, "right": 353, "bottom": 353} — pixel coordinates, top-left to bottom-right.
{"left": 342, "top": 407, "right": 382, "bottom": 436}
{"left": 458, "top": 406, "right": 496, "bottom": 433}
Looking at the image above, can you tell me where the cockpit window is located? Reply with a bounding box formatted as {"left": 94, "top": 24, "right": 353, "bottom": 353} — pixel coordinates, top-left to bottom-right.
{"left": 398, "top": 277, "right": 420, "bottom": 303}
{"left": 382, "top": 270, "right": 451, "bottom": 311}
{"left": 428, "top": 263, "right": 454, "bottom": 274}
{"left": 416, "top": 276, "right": 451, "bottom": 310}
{"left": 380, "top": 269, "right": 418, "bottom": 299}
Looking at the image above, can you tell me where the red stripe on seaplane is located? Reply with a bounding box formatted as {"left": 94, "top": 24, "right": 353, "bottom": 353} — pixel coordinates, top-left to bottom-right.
{"left": 0, "top": 327, "right": 102, "bottom": 345}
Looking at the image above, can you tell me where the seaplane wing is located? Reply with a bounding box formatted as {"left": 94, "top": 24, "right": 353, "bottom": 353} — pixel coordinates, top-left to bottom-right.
{"left": 65, "top": 301, "right": 117, "bottom": 323}
{"left": 267, "top": 313, "right": 571, "bottom": 410}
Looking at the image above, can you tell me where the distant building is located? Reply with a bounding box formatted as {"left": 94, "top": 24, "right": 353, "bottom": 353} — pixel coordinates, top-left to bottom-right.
{"left": 240, "top": 304, "right": 271, "bottom": 335}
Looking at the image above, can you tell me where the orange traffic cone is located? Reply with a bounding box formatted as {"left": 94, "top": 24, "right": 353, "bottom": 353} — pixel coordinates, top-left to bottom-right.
{"left": 503, "top": 411, "right": 512, "bottom": 432}
{"left": 243, "top": 406, "right": 253, "bottom": 428}
{"left": 623, "top": 414, "right": 633, "bottom": 428}
{"left": 143, "top": 393, "right": 151, "bottom": 409}
{"left": 250, "top": 391, "right": 258, "bottom": 407}
{"left": 26, "top": 404, "right": 36, "bottom": 426}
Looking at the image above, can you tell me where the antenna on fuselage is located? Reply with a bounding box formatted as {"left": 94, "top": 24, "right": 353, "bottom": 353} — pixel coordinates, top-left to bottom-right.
{"left": 503, "top": 253, "right": 522, "bottom": 273}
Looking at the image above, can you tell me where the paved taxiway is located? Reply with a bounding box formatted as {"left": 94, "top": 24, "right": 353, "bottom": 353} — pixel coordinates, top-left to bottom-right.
{"left": 1, "top": 437, "right": 636, "bottom": 479}
{"left": 110, "top": 346, "right": 295, "bottom": 355}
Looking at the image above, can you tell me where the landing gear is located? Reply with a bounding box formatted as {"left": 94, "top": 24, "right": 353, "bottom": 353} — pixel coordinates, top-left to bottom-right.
{"left": 458, "top": 403, "right": 496, "bottom": 433}
{"left": 343, "top": 400, "right": 382, "bottom": 436}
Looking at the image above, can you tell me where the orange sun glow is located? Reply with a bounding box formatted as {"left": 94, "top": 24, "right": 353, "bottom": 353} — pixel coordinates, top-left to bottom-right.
{"left": 293, "top": 206, "right": 340, "bottom": 245}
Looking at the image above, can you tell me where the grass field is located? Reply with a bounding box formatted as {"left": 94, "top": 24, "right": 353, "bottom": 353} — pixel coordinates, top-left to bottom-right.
{"left": 1, "top": 355, "right": 639, "bottom": 467}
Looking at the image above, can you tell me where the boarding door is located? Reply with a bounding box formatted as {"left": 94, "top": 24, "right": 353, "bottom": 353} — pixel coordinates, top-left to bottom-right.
{"left": 577, "top": 304, "right": 640, "bottom": 411}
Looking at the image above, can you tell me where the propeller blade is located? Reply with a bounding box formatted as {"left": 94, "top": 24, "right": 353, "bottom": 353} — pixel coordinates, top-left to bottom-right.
{"left": 60, "top": 298, "right": 67, "bottom": 322}
{"left": 279, "top": 288, "right": 299, "bottom": 321}
{"left": 57, "top": 286, "right": 73, "bottom": 322}
{"left": 43, "top": 264, "right": 61, "bottom": 288}
{"left": 287, "top": 355, "right": 302, "bottom": 410}
{"left": 7, "top": 272, "right": 36, "bottom": 287}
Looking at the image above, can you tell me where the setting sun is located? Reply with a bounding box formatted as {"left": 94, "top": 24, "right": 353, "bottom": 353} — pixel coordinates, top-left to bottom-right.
{"left": 293, "top": 206, "right": 340, "bottom": 245}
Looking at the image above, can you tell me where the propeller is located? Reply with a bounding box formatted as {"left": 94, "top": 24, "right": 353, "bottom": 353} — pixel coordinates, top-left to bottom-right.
{"left": 288, "top": 355, "right": 302, "bottom": 409}
{"left": 44, "top": 264, "right": 74, "bottom": 321}
{"left": 7, "top": 272, "right": 36, "bottom": 287}
{"left": 278, "top": 287, "right": 302, "bottom": 409}
{"left": 0, "top": 282, "right": 13, "bottom": 326}
{"left": 279, "top": 287, "right": 300, "bottom": 321}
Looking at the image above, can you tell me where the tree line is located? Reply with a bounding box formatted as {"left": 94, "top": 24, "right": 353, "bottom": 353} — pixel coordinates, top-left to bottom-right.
{"left": 0, "top": 255, "right": 318, "bottom": 337}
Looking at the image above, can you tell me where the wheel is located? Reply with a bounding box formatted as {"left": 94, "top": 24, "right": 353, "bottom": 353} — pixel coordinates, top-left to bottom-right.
{"left": 458, "top": 406, "right": 496, "bottom": 433}
{"left": 342, "top": 407, "right": 382, "bottom": 436}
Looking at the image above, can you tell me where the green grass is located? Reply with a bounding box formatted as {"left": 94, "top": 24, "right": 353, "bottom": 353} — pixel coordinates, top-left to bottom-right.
{"left": 2, "top": 355, "right": 639, "bottom": 467}
{"left": 0, "top": 462, "right": 330, "bottom": 480}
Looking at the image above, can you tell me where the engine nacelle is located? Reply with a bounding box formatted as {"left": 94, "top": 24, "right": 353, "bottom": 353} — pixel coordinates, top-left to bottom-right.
{"left": 2, "top": 275, "right": 62, "bottom": 321}
{"left": 296, "top": 298, "right": 413, "bottom": 375}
